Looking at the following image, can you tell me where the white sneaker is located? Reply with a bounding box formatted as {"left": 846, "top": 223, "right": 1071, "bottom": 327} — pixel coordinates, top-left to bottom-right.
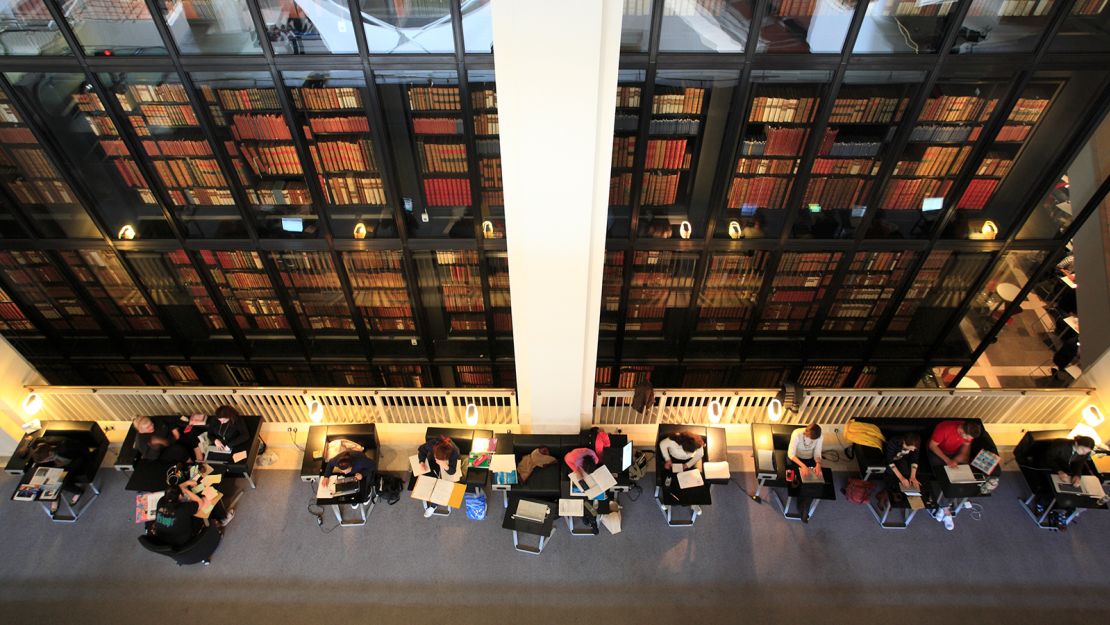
{"left": 931, "top": 508, "right": 944, "bottom": 522}
{"left": 962, "top": 501, "right": 973, "bottom": 510}
{"left": 943, "top": 515, "right": 955, "bottom": 531}
{"left": 423, "top": 506, "right": 436, "bottom": 518}
{"left": 691, "top": 505, "right": 703, "bottom": 515}
{"left": 221, "top": 510, "right": 235, "bottom": 527}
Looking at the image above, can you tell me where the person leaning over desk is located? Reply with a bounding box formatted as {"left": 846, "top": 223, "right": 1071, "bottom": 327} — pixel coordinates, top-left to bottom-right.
{"left": 30, "top": 436, "right": 88, "bottom": 511}
{"left": 321, "top": 449, "right": 377, "bottom": 492}
{"left": 884, "top": 432, "right": 922, "bottom": 491}
{"left": 417, "top": 435, "right": 461, "bottom": 478}
{"left": 659, "top": 431, "right": 705, "bottom": 471}
{"left": 1039, "top": 435, "right": 1095, "bottom": 487}
{"left": 149, "top": 481, "right": 232, "bottom": 547}
{"left": 787, "top": 423, "right": 824, "bottom": 478}
{"left": 927, "top": 420, "right": 982, "bottom": 469}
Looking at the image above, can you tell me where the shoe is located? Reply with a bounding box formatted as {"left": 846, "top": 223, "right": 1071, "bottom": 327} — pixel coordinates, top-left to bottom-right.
{"left": 220, "top": 510, "right": 235, "bottom": 527}
{"left": 943, "top": 515, "right": 954, "bottom": 531}
{"left": 691, "top": 505, "right": 703, "bottom": 515}
{"left": 49, "top": 500, "right": 59, "bottom": 514}
{"left": 962, "top": 501, "right": 973, "bottom": 510}
{"left": 351, "top": 503, "right": 360, "bottom": 510}
{"left": 930, "top": 508, "right": 944, "bottom": 522}
{"left": 423, "top": 506, "right": 436, "bottom": 518}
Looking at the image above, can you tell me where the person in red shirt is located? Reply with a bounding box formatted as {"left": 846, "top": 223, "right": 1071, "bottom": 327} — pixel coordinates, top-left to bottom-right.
{"left": 928, "top": 420, "right": 982, "bottom": 468}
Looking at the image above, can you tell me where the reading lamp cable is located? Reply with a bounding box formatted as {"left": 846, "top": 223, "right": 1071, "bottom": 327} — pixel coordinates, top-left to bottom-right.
{"left": 306, "top": 480, "right": 340, "bottom": 534}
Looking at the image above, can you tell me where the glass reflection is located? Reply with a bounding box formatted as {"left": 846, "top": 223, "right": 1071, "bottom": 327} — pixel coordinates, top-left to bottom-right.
{"left": 62, "top": 0, "right": 167, "bottom": 55}
{"left": 161, "top": 0, "right": 262, "bottom": 54}
{"left": 0, "top": 0, "right": 71, "bottom": 55}
{"left": 854, "top": 0, "right": 957, "bottom": 54}
{"left": 359, "top": 0, "right": 454, "bottom": 54}
{"left": 758, "top": 0, "right": 856, "bottom": 53}
{"left": 260, "top": 0, "right": 358, "bottom": 54}
{"left": 659, "top": 0, "right": 751, "bottom": 52}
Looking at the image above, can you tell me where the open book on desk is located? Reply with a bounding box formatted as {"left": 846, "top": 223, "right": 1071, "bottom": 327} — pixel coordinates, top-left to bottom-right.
{"left": 411, "top": 475, "right": 465, "bottom": 508}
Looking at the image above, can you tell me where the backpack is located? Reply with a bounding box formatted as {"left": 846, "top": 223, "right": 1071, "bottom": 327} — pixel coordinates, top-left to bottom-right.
{"left": 842, "top": 478, "right": 876, "bottom": 505}
{"left": 628, "top": 449, "right": 654, "bottom": 482}
{"left": 372, "top": 473, "right": 403, "bottom": 505}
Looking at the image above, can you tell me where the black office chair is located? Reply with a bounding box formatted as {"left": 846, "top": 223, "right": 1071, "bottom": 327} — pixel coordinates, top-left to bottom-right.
{"left": 138, "top": 524, "right": 222, "bottom": 566}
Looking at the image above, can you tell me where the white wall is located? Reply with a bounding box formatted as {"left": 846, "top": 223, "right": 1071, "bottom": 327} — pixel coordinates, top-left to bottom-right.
{"left": 1071, "top": 116, "right": 1110, "bottom": 367}
{"left": 492, "top": 0, "right": 621, "bottom": 433}
{"left": 0, "top": 335, "right": 46, "bottom": 455}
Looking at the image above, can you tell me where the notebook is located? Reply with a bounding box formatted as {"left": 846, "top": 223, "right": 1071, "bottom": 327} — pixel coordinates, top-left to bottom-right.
{"left": 703, "top": 461, "right": 730, "bottom": 480}
{"left": 899, "top": 483, "right": 921, "bottom": 497}
{"left": 801, "top": 469, "right": 825, "bottom": 484}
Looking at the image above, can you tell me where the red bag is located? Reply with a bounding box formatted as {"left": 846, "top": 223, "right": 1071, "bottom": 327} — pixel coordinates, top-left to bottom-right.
{"left": 843, "top": 478, "right": 876, "bottom": 505}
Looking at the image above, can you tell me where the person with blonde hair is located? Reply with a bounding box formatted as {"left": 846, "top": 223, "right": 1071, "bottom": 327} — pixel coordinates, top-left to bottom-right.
{"left": 133, "top": 415, "right": 197, "bottom": 462}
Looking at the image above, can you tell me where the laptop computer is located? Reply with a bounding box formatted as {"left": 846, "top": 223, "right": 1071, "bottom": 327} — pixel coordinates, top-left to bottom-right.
{"left": 800, "top": 469, "right": 825, "bottom": 484}
{"left": 331, "top": 476, "right": 360, "bottom": 496}
{"left": 944, "top": 464, "right": 982, "bottom": 484}
{"left": 205, "top": 448, "right": 234, "bottom": 464}
{"left": 899, "top": 483, "right": 921, "bottom": 497}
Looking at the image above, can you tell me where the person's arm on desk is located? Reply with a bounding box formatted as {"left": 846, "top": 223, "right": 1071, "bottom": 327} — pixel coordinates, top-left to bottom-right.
{"left": 928, "top": 438, "right": 957, "bottom": 469}
{"left": 659, "top": 438, "right": 676, "bottom": 471}
{"left": 685, "top": 446, "right": 704, "bottom": 471}
{"left": 787, "top": 429, "right": 810, "bottom": 478}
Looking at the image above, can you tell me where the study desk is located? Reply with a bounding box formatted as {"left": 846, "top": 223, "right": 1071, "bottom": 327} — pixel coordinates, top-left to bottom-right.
{"left": 502, "top": 495, "right": 557, "bottom": 555}
{"left": 7, "top": 422, "right": 108, "bottom": 523}
{"left": 654, "top": 424, "right": 726, "bottom": 527}
{"left": 1018, "top": 476, "right": 1108, "bottom": 529}
{"left": 751, "top": 423, "right": 799, "bottom": 499}
{"left": 935, "top": 463, "right": 993, "bottom": 517}
{"left": 408, "top": 427, "right": 494, "bottom": 517}
{"left": 774, "top": 468, "right": 836, "bottom": 522}
{"left": 868, "top": 482, "right": 938, "bottom": 530}
{"left": 116, "top": 414, "right": 265, "bottom": 489}
{"left": 559, "top": 476, "right": 619, "bottom": 536}
{"left": 300, "top": 424, "right": 379, "bottom": 527}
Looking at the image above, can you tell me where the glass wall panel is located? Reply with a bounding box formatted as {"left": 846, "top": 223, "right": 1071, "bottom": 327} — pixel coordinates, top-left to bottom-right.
{"left": 196, "top": 249, "right": 302, "bottom": 356}
{"left": 0, "top": 250, "right": 100, "bottom": 333}
{"left": 161, "top": 0, "right": 263, "bottom": 54}
{"left": 622, "top": 0, "right": 653, "bottom": 52}
{"left": 194, "top": 71, "right": 318, "bottom": 237}
{"left": 691, "top": 250, "right": 769, "bottom": 342}
{"left": 722, "top": 70, "right": 830, "bottom": 239}
{"left": 358, "top": 0, "right": 454, "bottom": 54}
{"left": 623, "top": 250, "right": 697, "bottom": 356}
{"left": 413, "top": 249, "right": 486, "bottom": 357}
{"left": 795, "top": 70, "right": 922, "bottom": 239}
{"left": 462, "top": 0, "right": 492, "bottom": 52}
{"left": 854, "top": 0, "right": 956, "bottom": 54}
{"left": 100, "top": 71, "right": 243, "bottom": 238}
{"left": 126, "top": 250, "right": 228, "bottom": 339}
{"left": 0, "top": 0, "right": 72, "bottom": 55}
{"left": 600, "top": 250, "right": 624, "bottom": 340}
{"left": 487, "top": 252, "right": 510, "bottom": 343}
{"left": 822, "top": 250, "right": 913, "bottom": 333}
{"left": 470, "top": 70, "right": 501, "bottom": 238}
{"left": 0, "top": 90, "right": 99, "bottom": 238}
{"left": 284, "top": 70, "right": 393, "bottom": 238}
{"left": 659, "top": 0, "right": 751, "bottom": 52}
{"left": 955, "top": 0, "right": 1054, "bottom": 53}
{"left": 758, "top": 0, "right": 855, "bottom": 53}
{"left": 0, "top": 284, "right": 34, "bottom": 333}
{"left": 0, "top": 196, "right": 28, "bottom": 237}
{"left": 609, "top": 69, "right": 646, "bottom": 239}
{"left": 1051, "top": 1, "right": 1110, "bottom": 52}
{"left": 946, "top": 81, "right": 1060, "bottom": 239}
{"left": 260, "top": 0, "right": 358, "bottom": 54}
{"left": 757, "top": 251, "right": 841, "bottom": 334}
{"left": 61, "top": 249, "right": 163, "bottom": 333}
{"left": 62, "top": 0, "right": 166, "bottom": 55}
{"left": 269, "top": 250, "right": 362, "bottom": 356}
{"left": 341, "top": 250, "right": 419, "bottom": 355}
{"left": 8, "top": 71, "right": 172, "bottom": 239}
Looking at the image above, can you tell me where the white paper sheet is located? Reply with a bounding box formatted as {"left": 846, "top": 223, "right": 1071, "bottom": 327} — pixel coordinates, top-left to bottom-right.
{"left": 409, "top": 454, "right": 427, "bottom": 476}
{"left": 584, "top": 467, "right": 617, "bottom": 499}
{"left": 490, "top": 454, "right": 516, "bottom": 473}
{"left": 1080, "top": 475, "right": 1107, "bottom": 498}
{"left": 703, "top": 461, "right": 730, "bottom": 480}
{"left": 559, "top": 498, "right": 585, "bottom": 517}
{"left": 600, "top": 510, "right": 622, "bottom": 534}
{"left": 676, "top": 469, "right": 704, "bottom": 489}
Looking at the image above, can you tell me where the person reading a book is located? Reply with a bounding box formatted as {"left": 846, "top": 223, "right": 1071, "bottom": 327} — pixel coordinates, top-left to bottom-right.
{"left": 133, "top": 416, "right": 201, "bottom": 463}
{"left": 1039, "top": 435, "right": 1095, "bottom": 487}
{"left": 30, "top": 437, "right": 88, "bottom": 511}
{"left": 883, "top": 432, "right": 921, "bottom": 491}
{"left": 659, "top": 431, "right": 705, "bottom": 472}
{"left": 417, "top": 436, "right": 460, "bottom": 479}
{"left": 927, "top": 420, "right": 981, "bottom": 469}
{"left": 206, "top": 405, "right": 250, "bottom": 452}
{"left": 787, "top": 423, "right": 824, "bottom": 479}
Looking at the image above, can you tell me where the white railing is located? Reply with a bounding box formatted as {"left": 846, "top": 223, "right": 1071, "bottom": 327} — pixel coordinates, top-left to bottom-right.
{"left": 25, "top": 386, "right": 518, "bottom": 427}
{"left": 594, "top": 388, "right": 1095, "bottom": 427}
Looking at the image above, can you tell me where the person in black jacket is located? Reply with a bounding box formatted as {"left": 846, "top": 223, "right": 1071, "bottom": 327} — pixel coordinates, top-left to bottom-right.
{"left": 132, "top": 416, "right": 200, "bottom": 463}
{"left": 30, "top": 436, "right": 88, "bottom": 509}
{"left": 206, "top": 405, "right": 250, "bottom": 452}
{"left": 149, "top": 487, "right": 201, "bottom": 548}
{"left": 1038, "top": 435, "right": 1095, "bottom": 486}
{"left": 884, "top": 432, "right": 922, "bottom": 491}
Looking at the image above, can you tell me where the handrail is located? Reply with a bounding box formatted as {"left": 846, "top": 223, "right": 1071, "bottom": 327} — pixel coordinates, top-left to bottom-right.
{"left": 594, "top": 387, "right": 1094, "bottom": 426}
{"left": 25, "top": 386, "right": 518, "bottom": 426}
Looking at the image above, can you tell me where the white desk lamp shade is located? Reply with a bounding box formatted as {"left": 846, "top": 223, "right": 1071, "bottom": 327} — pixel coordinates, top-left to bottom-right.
{"left": 767, "top": 398, "right": 783, "bottom": 422}
{"left": 707, "top": 399, "right": 722, "bottom": 424}
{"left": 1083, "top": 405, "right": 1104, "bottom": 427}
{"left": 22, "top": 392, "right": 43, "bottom": 415}
{"left": 465, "top": 403, "right": 479, "bottom": 426}
{"left": 307, "top": 399, "right": 324, "bottom": 423}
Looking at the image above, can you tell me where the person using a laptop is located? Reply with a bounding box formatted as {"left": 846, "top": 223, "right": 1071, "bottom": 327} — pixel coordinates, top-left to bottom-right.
{"left": 787, "top": 423, "right": 824, "bottom": 480}
{"left": 883, "top": 432, "right": 922, "bottom": 492}
{"left": 206, "top": 405, "right": 250, "bottom": 454}
{"left": 927, "top": 420, "right": 982, "bottom": 470}
{"left": 1039, "top": 435, "right": 1095, "bottom": 487}
{"left": 321, "top": 449, "right": 376, "bottom": 499}
{"left": 659, "top": 431, "right": 705, "bottom": 472}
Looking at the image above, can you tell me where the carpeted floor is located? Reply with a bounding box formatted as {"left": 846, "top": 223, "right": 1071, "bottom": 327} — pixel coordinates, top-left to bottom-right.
{"left": 1, "top": 469, "right": 1109, "bottom": 625}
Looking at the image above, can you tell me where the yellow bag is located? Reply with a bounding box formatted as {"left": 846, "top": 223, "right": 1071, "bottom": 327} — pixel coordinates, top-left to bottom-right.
{"left": 845, "top": 420, "right": 885, "bottom": 449}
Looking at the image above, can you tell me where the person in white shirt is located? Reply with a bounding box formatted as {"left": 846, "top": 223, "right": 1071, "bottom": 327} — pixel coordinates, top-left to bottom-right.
{"left": 659, "top": 431, "right": 705, "bottom": 471}
{"left": 787, "top": 423, "right": 823, "bottom": 479}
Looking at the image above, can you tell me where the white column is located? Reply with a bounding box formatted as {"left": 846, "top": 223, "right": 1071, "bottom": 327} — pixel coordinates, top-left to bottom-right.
{"left": 0, "top": 335, "right": 45, "bottom": 455}
{"left": 492, "top": 0, "right": 621, "bottom": 433}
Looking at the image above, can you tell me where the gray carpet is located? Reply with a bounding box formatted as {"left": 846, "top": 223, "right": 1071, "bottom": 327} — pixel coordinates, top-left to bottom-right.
{"left": 1, "top": 469, "right": 1109, "bottom": 624}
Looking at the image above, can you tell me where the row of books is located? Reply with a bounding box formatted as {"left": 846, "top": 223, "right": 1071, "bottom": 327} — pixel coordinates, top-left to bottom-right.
{"left": 0, "top": 127, "right": 34, "bottom": 144}
{"left": 892, "top": 145, "right": 970, "bottom": 177}
{"left": 779, "top": 252, "right": 841, "bottom": 271}
{"left": 640, "top": 172, "right": 681, "bottom": 206}
{"left": 737, "top": 157, "right": 796, "bottom": 175}
{"left": 762, "top": 126, "right": 810, "bottom": 156}
{"left": 212, "top": 88, "right": 281, "bottom": 111}
{"left": 750, "top": 94, "right": 818, "bottom": 123}
{"left": 812, "top": 157, "right": 877, "bottom": 175}
{"left": 408, "top": 86, "right": 462, "bottom": 111}
{"left": 881, "top": 178, "right": 952, "bottom": 210}
{"left": 435, "top": 250, "right": 479, "bottom": 265}
{"left": 322, "top": 176, "right": 386, "bottom": 205}
{"left": 612, "top": 136, "right": 636, "bottom": 168}
{"left": 967, "top": 0, "right": 1053, "bottom": 16}
{"left": 170, "top": 188, "right": 235, "bottom": 206}
{"left": 310, "top": 140, "right": 376, "bottom": 173}
{"left": 881, "top": 0, "right": 954, "bottom": 16}
{"left": 292, "top": 87, "right": 362, "bottom": 111}
{"left": 346, "top": 252, "right": 403, "bottom": 272}
{"left": 112, "top": 159, "right": 147, "bottom": 190}
{"left": 957, "top": 179, "right": 999, "bottom": 209}
{"left": 369, "top": 317, "right": 416, "bottom": 332}
{"left": 87, "top": 116, "right": 120, "bottom": 137}
{"left": 135, "top": 104, "right": 198, "bottom": 128}
{"left": 644, "top": 138, "right": 689, "bottom": 169}
{"left": 72, "top": 92, "right": 105, "bottom": 114}
{"left": 304, "top": 315, "right": 357, "bottom": 332}
{"left": 767, "top": 290, "right": 820, "bottom": 303}
{"left": 474, "top": 113, "right": 499, "bottom": 135}
{"left": 996, "top": 125, "right": 1032, "bottom": 142}
{"left": 727, "top": 177, "right": 790, "bottom": 209}
{"left": 349, "top": 274, "right": 406, "bottom": 290}
{"left": 1073, "top": 0, "right": 1108, "bottom": 14}
{"left": 482, "top": 189, "right": 504, "bottom": 207}
{"left": 696, "top": 318, "right": 747, "bottom": 332}
{"left": 141, "top": 139, "right": 212, "bottom": 157}
{"left": 648, "top": 118, "right": 701, "bottom": 135}
{"left": 211, "top": 250, "right": 264, "bottom": 271}
{"left": 449, "top": 318, "right": 487, "bottom": 332}
{"left": 1008, "top": 98, "right": 1049, "bottom": 123}
{"left": 976, "top": 157, "right": 1012, "bottom": 177}
{"left": 419, "top": 142, "right": 468, "bottom": 173}
{"left": 616, "top": 86, "right": 642, "bottom": 108}
{"left": 306, "top": 116, "right": 370, "bottom": 136}
{"left": 610, "top": 173, "right": 632, "bottom": 205}
{"left": 803, "top": 177, "right": 870, "bottom": 209}
{"left": 653, "top": 88, "right": 706, "bottom": 115}
{"left": 909, "top": 125, "right": 978, "bottom": 143}
{"left": 919, "top": 96, "right": 997, "bottom": 123}
{"left": 413, "top": 117, "right": 463, "bottom": 135}
{"left": 230, "top": 114, "right": 292, "bottom": 141}
{"left": 153, "top": 158, "right": 226, "bottom": 188}
{"left": 240, "top": 144, "right": 303, "bottom": 176}
{"left": 472, "top": 89, "right": 497, "bottom": 110}
{"left": 245, "top": 187, "right": 311, "bottom": 206}
{"left": 828, "top": 97, "right": 907, "bottom": 124}
{"left": 443, "top": 296, "right": 485, "bottom": 313}
{"left": 424, "top": 178, "right": 472, "bottom": 206}
{"left": 479, "top": 158, "right": 502, "bottom": 188}
{"left": 850, "top": 251, "right": 904, "bottom": 273}
{"left": 125, "top": 84, "right": 189, "bottom": 105}
{"left": 9, "top": 179, "right": 74, "bottom": 205}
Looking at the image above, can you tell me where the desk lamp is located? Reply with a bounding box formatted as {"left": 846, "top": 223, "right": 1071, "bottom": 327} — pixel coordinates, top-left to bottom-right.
{"left": 21, "top": 392, "right": 43, "bottom": 416}
{"left": 307, "top": 399, "right": 324, "bottom": 423}
{"left": 707, "top": 399, "right": 722, "bottom": 424}
{"left": 465, "top": 402, "right": 479, "bottom": 426}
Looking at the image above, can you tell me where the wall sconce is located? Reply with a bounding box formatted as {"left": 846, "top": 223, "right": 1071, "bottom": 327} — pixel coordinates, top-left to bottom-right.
{"left": 766, "top": 398, "right": 783, "bottom": 422}
{"left": 728, "top": 221, "right": 742, "bottom": 240}
{"left": 1083, "top": 405, "right": 1105, "bottom": 427}
{"left": 307, "top": 399, "right": 323, "bottom": 423}
{"left": 981, "top": 220, "right": 998, "bottom": 239}
{"left": 465, "top": 402, "right": 479, "bottom": 426}
{"left": 482, "top": 220, "right": 495, "bottom": 238}
{"left": 707, "top": 399, "right": 722, "bottom": 424}
{"left": 679, "top": 221, "right": 692, "bottom": 239}
{"left": 353, "top": 222, "right": 367, "bottom": 240}
{"left": 117, "top": 224, "right": 136, "bottom": 240}
{"left": 21, "top": 392, "right": 43, "bottom": 415}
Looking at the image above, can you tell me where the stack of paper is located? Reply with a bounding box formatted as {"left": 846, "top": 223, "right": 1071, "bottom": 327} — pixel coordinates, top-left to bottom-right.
{"left": 558, "top": 498, "right": 585, "bottom": 517}
{"left": 676, "top": 469, "right": 704, "bottom": 489}
{"left": 703, "top": 461, "right": 730, "bottom": 480}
